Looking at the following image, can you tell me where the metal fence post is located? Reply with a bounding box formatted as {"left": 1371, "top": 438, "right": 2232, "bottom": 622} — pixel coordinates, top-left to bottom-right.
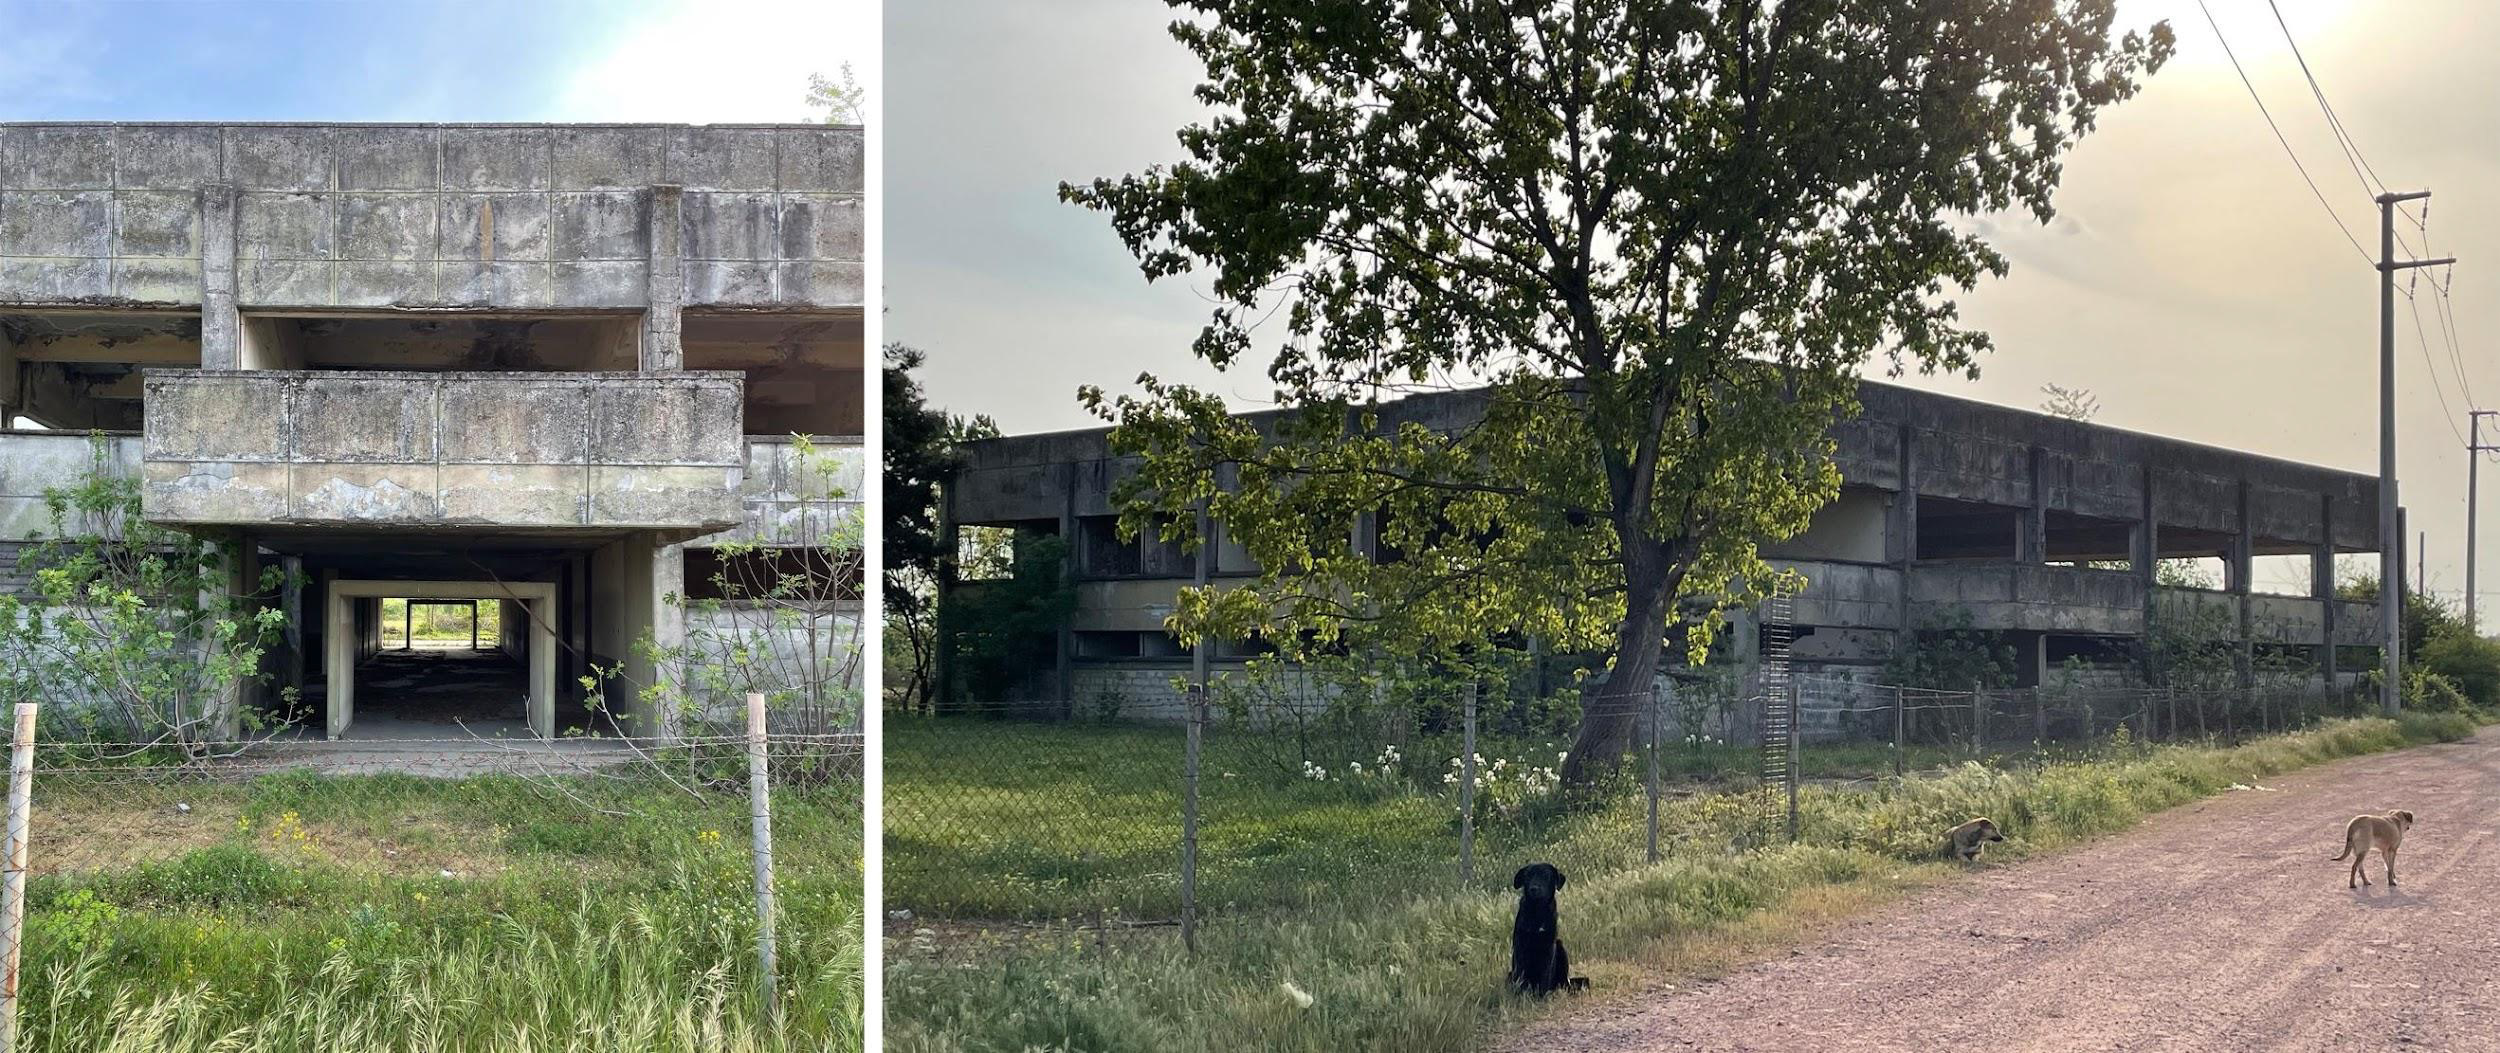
{"left": 1970, "top": 681, "right": 1986, "bottom": 754}
{"left": 1459, "top": 682, "right": 1478, "bottom": 885}
{"left": 1785, "top": 680, "right": 1800, "bottom": 844}
{"left": 1645, "top": 688, "right": 1661, "bottom": 865}
{"left": 744, "top": 693, "right": 778, "bottom": 1023}
{"left": 1181, "top": 682, "right": 1203, "bottom": 954}
{"left": 2034, "top": 689, "right": 2049, "bottom": 743}
{"left": 1, "top": 704, "right": 38, "bottom": 1052}
{"left": 1893, "top": 685, "right": 1906, "bottom": 778}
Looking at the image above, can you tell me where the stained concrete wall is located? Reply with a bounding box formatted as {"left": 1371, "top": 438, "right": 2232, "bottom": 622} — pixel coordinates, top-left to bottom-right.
{"left": 958, "top": 379, "right": 2383, "bottom": 558}
{"left": 1911, "top": 563, "right": 2146, "bottom": 635}
{"left": 0, "top": 430, "right": 139, "bottom": 538}
{"left": 140, "top": 370, "right": 744, "bottom": 530}
{"left": 0, "top": 123, "right": 863, "bottom": 312}
{"left": 1766, "top": 488, "right": 1889, "bottom": 563}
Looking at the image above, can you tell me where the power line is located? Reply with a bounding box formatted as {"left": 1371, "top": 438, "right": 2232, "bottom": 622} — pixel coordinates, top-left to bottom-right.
{"left": 2266, "top": 1, "right": 2384, "bottom": 193}
{"left": 2405, "top": 287, "right": 2471, "bottom": 446}
{"left": 2198, "top": 0, "right": 2373, "bottom": 265}
{"left": 2263, "top": 0, "right": 2429, "bottom": 255}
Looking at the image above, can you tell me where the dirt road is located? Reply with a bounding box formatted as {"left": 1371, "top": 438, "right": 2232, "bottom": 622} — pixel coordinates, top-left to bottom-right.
{"left": 1501, "top": 732, "right": 2500, "bottom": 1053}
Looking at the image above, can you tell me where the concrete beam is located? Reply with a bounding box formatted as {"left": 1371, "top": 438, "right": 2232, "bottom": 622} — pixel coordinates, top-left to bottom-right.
{"left": 6, "top": 329, "right": 200, "bottom": 365}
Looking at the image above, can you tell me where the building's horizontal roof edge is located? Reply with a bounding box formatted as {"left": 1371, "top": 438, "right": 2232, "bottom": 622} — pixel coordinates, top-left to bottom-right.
{"left": 964, "top": 377, "right": 2378, "bottom": 486}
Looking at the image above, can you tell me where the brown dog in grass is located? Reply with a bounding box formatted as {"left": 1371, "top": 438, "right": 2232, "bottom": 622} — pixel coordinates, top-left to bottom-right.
{"left": 1947, "top": 817, "right": 2006, "bottom": 862}
{"left": 2331, "top": 810, "right": 2416, "bottom": 889}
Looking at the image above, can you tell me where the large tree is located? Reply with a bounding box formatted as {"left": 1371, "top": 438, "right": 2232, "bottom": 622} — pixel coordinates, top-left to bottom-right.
{"left": 1067, "top": 0, "right": 2170, "bottom": 781}
{"left": 883, "top": 345, "right": 996, "bottom": 710}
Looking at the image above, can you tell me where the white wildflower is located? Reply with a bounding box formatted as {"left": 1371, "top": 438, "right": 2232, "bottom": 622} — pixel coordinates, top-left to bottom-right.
{"left": 1282, "top": 981, "right": 1314, "bottom": 1009}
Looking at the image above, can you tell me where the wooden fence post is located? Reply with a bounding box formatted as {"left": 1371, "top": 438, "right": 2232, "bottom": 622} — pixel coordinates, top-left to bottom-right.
{"left": 1, "top": 703, "right": 38, "bottom": 1053}
{"left": 745, "top": 693, "right": 778, "bottom": 1023}
{"left": 1459, "top": 682, "right": 1478, "bottom": 885}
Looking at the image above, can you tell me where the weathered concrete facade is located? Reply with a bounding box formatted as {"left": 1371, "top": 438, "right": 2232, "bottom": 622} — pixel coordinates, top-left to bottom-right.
{"left": 0, "top": 122, "right": 865, "bottom": 741}
{"left": 945, "top": 381, "right": 2393, "bottom": 717}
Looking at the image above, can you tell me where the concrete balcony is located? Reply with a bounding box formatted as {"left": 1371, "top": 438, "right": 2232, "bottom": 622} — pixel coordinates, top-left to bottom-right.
{"left": 139, "top": 369, "right": 745, "bottom": 533}
{"left": 1769, "top": 560, "right": 1903, "bottom": 630}
{"left": 1909, "top": 562, "right": 2145, "bottom": 634}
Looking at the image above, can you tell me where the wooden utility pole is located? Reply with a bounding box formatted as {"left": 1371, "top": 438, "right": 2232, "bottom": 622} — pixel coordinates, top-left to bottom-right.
{"left": 2380, "top": 190, "right": 2454, "bottom": 716}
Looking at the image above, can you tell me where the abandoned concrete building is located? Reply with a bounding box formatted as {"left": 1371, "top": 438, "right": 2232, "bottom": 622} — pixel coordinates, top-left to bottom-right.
{"left": 0, "top": 122, "right": 863, "bottom": 740}
{"left": 944, "top": 381, "right": 2397, "bottom": 720}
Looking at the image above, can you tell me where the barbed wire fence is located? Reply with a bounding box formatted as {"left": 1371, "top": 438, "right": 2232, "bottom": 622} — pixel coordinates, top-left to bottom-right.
{"left": 0, "top": 696, "right": 862, "bottom": 1045}
{"left": 886, "top": 663, "right": 2387, "bottom": 959}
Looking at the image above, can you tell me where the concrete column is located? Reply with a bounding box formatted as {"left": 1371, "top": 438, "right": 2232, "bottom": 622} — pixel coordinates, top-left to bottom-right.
{"left": 641, "top": 184, "right": 685, "bottom": 371}
{"left": 280, "top": 555, "right": 305, "bottom": 706}
{"left": 2317, "top": 495, "right": 2339, "bottom": 689}
{"left": 1056, "top": 466, "right": 1076, "bottom": 715}
{"left": 651, "top": 539, "right": 686, "bottom": 740}
{"left": 1893, "top": 424, "right": 1918, "bottom": 645}
{"left": 2396, "top": 506, "right": 2409, "bottom": 653}
{"left": 200, "top": 183, "right": 241, "bottom": 370}
{"left": 2139, "top": 463, "right": 2161, "bottom": 684}
{"left": 0, "top": 325, "right": 22, "bottom": 423}
{"left": 198, "top": 534, "right": 255, "bottom": 739}
{"left": 2235, "top": 480, "right": 2255, "bottom": 688}
{"left": 2024, "top": 446, "right": 2048, "bottom": 564}
{"left": 2023, "top": 631, "right": 2049, "bottom": 688}
{"left": 933, "top": 469, "right": 959, "bottom": 710}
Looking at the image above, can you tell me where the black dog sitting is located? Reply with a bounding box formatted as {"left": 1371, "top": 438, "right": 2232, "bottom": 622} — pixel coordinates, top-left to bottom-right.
{"left": 1509, "top": 862, "right": 1588, "bottom": 995}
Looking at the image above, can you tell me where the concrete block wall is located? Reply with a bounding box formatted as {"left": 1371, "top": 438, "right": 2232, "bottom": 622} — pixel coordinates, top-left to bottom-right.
{"left": 702, "top": 435, "right": 866, "bottom": 549}
{"left": 140, "top": 370, "right": 744, "bottom": 529}
{"left": 684, "top": 605, "right": 864, "bottom": 731}
{"left": 0, "top": 123, "right": 863, "bottom": 313}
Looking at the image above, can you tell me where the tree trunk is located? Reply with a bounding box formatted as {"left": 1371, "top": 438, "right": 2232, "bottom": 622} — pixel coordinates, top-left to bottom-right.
{"left": 1562, "top": 544, "right": 1675, "bottom": 784}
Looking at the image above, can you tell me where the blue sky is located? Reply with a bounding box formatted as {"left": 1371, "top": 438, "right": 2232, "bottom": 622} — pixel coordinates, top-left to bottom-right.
{"left": 0, "top": 0, "right": 874, "bottom": 124}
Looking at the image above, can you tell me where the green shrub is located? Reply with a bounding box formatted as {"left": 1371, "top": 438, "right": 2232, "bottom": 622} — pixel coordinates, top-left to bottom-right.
{"left": 2417, "top": 633, "right": 2500, "bottom": 709}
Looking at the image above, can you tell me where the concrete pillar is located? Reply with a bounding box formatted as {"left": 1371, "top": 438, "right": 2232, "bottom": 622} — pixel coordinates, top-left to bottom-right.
{"left": 2396, "top": 505, "right": 2409, "bottom": 652}
{"left": 1893, "top": 424, "right": 1918, "bottom": 645}
{"left": 280, "top": 555, "right": 305, "bottom": 706}
{"left": 933, "top": 470, "right": 958, "bottom": 710}
{"left": 1056, "top": 465, "right": 1076, "bottom": 714}
{"left": 651, "top": 539, "right": 686, "bottom": 740}
{"left": 2023, "top": 631, "right": 2049, "bottom": 688}
{"left": 0, "top": 324, "right": 22, "bottom": 423}
{"left": 2234, "top": 480, "right": 2255, "bottom": 688}
{"left": 641, "top": 184, "right": 685, "bottom": 371}
{"left": 2317, "top": 495, "right": 2339, "bottom": 689}
{"left": 198, "top": 534, "right": 256, "bottom": 739}
{"left": 2024, "top": 446, "right": 2048, "bottom": 564}
{"left": 199, "top": 183, "right": 240, "bottom": 370}
{"left": 2139, "top": 462, "right": 2160, "bottom": 684}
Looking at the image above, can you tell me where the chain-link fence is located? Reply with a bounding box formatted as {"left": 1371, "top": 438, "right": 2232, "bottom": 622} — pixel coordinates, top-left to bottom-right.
{"left": 885, "top": 671, "right": 2383, "bottom": 952}
{"left": 0, "top": 705, "right": 864, "bottom": 1051}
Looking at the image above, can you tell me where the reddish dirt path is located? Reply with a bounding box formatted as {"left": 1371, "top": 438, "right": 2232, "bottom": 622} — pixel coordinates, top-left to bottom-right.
{"left": 1501, "top": 732, "right": 2500, "bottom": 1053}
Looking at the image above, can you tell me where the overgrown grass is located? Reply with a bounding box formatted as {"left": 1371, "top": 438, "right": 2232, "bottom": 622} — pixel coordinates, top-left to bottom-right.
{"left": 888, "top": 719, "right": 2162, "bottom": 919}
{"left": 885, "top": 711, "right": 2479, "bottom": 1052}
{"left": 18, "top": 769, "right": 863, "bottom": 1052}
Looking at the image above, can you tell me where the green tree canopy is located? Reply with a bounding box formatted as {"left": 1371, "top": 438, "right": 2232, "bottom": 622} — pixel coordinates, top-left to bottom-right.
{"left": 1067, "top": 0, "right": 2171, "bottom": 780}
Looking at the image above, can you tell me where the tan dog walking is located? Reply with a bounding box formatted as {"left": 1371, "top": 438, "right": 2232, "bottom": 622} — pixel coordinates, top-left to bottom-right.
{"left": 2330, "top": 810, "right": 2416, "bottom": 889}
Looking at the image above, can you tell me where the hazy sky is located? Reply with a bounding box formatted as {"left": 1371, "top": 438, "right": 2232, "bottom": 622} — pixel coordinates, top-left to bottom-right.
{"left": 891, "top": 0, "right": 2500, "bottom": 608}
{"left": 0, "top": 0, "right": 875, "bottom": 123}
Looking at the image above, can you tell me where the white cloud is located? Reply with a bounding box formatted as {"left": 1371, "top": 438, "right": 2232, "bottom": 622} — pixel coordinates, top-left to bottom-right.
{"left": 551, "top": 0, "right": 877, "bottom": 124}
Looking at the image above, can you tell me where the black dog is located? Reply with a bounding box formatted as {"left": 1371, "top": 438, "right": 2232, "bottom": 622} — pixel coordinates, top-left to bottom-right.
{"left": 1509, "top": 862, "right": 1587, "bottom": 995}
